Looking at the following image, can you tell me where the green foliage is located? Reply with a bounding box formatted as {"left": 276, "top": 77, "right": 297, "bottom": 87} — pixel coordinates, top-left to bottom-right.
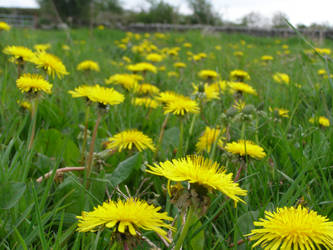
{"left": 186, "top": 0, "right": 222, "bottom": 25}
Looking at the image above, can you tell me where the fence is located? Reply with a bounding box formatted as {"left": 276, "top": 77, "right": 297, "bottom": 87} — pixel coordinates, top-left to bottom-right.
{"left": 125, "top": 23, "right": 333, "bottom": 41}
{"left": 0, "top": 13, "right": 37, "bottom": 28}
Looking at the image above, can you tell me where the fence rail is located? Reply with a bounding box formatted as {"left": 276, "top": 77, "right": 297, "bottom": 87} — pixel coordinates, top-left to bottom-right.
{"left": 125, "top": 23, "right": 333, "bottom": 40}
{"left": 0, "top": 14, "right": 37, "bottom": 28}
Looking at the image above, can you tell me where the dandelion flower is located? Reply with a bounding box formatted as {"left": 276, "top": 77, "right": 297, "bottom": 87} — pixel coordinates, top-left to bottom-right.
{"left": 261, "top": 55, "right": 273, "bottom": 61}
{"left": 32, "top": 52, "right": 69, "bottom": 79}
{"left": 17, "top": 100, "right": 31, "bottom": 111}
{"left": 105, "top": 74, "right": 140, "bottom": 92}
{"left": 137, "top": 83, "right": 160, "bottom": 96}
{"left": 107, "top": 129, "right": 156, "bottom": 152}
{"left": 167, "top": 71, "right": 179, "bottom": 78}
{"left": 192, "top": 83, "right": 220, "bottom": 101}
{"left": 228, "top": 82, "right": 257, "bottom": 96}
{"left": 247, "top": 206, "right": 333, "bottom": 249}
{"left": 16, "top": 73, "right": 52, "bottom": 94}
{"left": 198, "top": 70, "right": 219, "bottom": 80}
{"left": 146, "top": 155, "right": 247, "bottom": 203}
{"left": 68, "top": 85, "right": 95, "bottom": 99}
{"left": 314, "top": 48, "right": 331, "bottom": 56}
{"left": 34, "top": 44, "right": 51, "bottom": 52}
{"left": 77, "top": 60, "right": 100, "bottom": 72}
{"left": 133, "top": 97, "right": 159, "bottom": 109}
{"left": 309, "top": 116, "right": 330, "bottom": 127}
{"left": 174, "top": 62, "right": 186, "bottom": 69}
{"left": 145, "top": 53, "right": 163, "bottom": 62}
{"left": 273, "top": 72, "right": 290, "bottom": 85}
{"left": 155, "top": 91, "right": 181, "bottom": 104}
{"left": 225, "top": 140, "right": 266, "bottom": 159}
{"left": 88, "top": 85, "right": 124, "bottom": 106}
{"left": 3, "top": 45, "right": 35, "bottom": 63}
{"left": 77, "top": 198, "right": 173, "bottom": 241}
{"left": 163, "top": 96, "right": 200, "bottom": 116}
{"left": 196, "top": 127, "right": 224, "bottom": 153}
{"left": 230, "top": 69, "right": 250, "bottom": 82}
{"left": 127, "top": 62, "right": 157, "bottom": 74}
{"left": 0, "top": 21, "right": 10, "bottom": 31}
{"left": 269, "top": 107, "right": 289, "bottom": 118}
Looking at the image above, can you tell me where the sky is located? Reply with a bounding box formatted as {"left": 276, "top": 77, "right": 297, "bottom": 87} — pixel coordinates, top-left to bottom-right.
{"left": 0, "top": 0, "right": 332, "bottom": 26}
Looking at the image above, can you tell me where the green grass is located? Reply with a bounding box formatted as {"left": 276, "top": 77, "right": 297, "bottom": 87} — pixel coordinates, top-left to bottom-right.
{"left": 1, "top": 27, "right": 333, "bottom": 249}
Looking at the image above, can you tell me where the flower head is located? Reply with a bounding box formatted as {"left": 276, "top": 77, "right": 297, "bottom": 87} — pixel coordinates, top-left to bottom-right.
{"left": 77, "top": 60, "right": 100, "bottom": 72}
{"left": 230, "top": 69, "right": 250, "bottom": 82}
{"left": 77, "top": 198, "right": 173, "bottom": 241}
{"left": 105, "top": 74, "right": 139, "bottom": 92}
{"left": 3, "top": 46, "right": 35, "bottom": 63}
{"left": 32, "top": 52, "right": 69, "bottom": 79}
{"left": 247, "top": 206, "right": 333, "bottom": 249}
{"left": 198, "top": 70, "right": 219, "bottom": 80}
{"left": 17, "top": 100, "right": 31, "bottom": 111}
{"left": 228, "top": 82, "right": 257, "bottom": 96}
{"left": 68, "top": 85, "right": 95, "bottom": 99}
{"left": 106, "top": 129, "right": 156, "bottom": 152}
{"left": 88, "top": 85, "right": 124, "bottom": 106}
{"left": 145, "top": 53, "right": 163, "bottom": 62}
{"left": 192, "top": 83, "right": 220, "bottom": 101}
{"left": 273, "top": 72, "right": 290, "bottom": 85}
{"left": 137, "top": 83, "right": 160, "bottom": 96}
{"left": 225, "top": 140, "right": 266, "bottom": 159}
{"left": 309, "top": 116, "right": 330, "bottom": 127}
{"left": 163, "top": 95, "right": 200, "bottom": 116}
{"left": 133, "top": 97, "right": 159, "bottom": 109}
{"left": 127, "top": 62, "right": 157, "bottom": 74}
{"left": 146, "top": 155, "right": 247, "bottom": 203}
{"left": 0, "top": 21, "right": 10, "bottom": 31}
{"left": 174, "top": 62, "right": 186, "bottom": 69}
{"left": 196, "top": 127, "right": 223, "bottom": 153}
{"left": 16, "top": 73, "right": 52, "bottom": 94}
{"left": 261, "top": 55, "right": 273, "bottom": 61}
{"left": 269, "top": 107, "right": 289, "bottom": 118}
{"left": 34, "top": 43, "right": 51, "bottom": 52}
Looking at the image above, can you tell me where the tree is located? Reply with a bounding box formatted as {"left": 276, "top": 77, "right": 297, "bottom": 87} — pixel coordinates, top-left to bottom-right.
{"left": 271, "top": 12, "right": 289, "bottom": 28}
{"left": 187, "top": 0, "right": 222, "bottom": 25}
{"left": 240, "top": 12, "right": 266, "bottom": 28}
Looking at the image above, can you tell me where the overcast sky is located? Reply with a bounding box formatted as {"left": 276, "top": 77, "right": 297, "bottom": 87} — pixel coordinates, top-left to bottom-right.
{"left": 0, "top": 0, "right": 332, "bottom": 26}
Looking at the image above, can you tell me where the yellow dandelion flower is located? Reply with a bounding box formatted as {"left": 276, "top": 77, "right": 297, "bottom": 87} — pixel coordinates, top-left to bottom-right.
{"left": 145, "top": 53, "right": 163, "bottom": 62}
{"left": 159, "top": 66, "right": 166, "bottom": 71}
{"left": 269, "top": 107, "right": 289, "bottom": 118}
{"left": 34, "top": 43, "right": 51, "bottom": 52}
{"left": 32, "top": 52, "right": 69, "bottom": 79}
{"left": 3, "top": 45, "right": 35, "bottom": 63}
{"left": 76, "top": 60, "right": 100, "bottom": 72}
{"left": 62, "top": 45, "right": 70, "bottom": 51}
{"left": 155, "top": 91, "right": 181, "bottom": 104}
{"left": 228, "top": 82, "right": 257, "bottom": 96}
{"left": 309, "top": 116, "right": 330, "bottom": 127}
{"left": 0, "top": 21, "right": 10, "bottom": 31}
{"left": 261, "top": 55, "right": 273, "bottom": 61}
{"left": 68, "top": 85, "right": 95, "bottom": 99}
{"left": 183, "top": 42, "right": 192, "bottom": 48}
{"left": 233, "top": 100, "right": 246, "bottom": 111}
{"left": 146, "top": 155, "right": 247, "bottom": 203}
{"left": 314, "top": 47, "right": 331, "bottom": 56}
{"left": 105, "top": 74, "right": 139, "bottom": 92}
{"left": 174, "top": 62, "right": 186, "bottom": 69}
{"left": 233, "top": 51, "right": 244, "bottom": 57}
{"left": 17, "top": 100, "right": 31, "bottom": 111}
{"left": 97, "top": 24, "right": 104, "bottom": 30}
{"left": 247, "top": 206, "right": 333, "bottom": 249}
{"left": 215, "top": 45, "right": 222, "bottom": 50}
{"left": 192, "top": 83, "right": 220, "bottom": 101}
{"left": 198, "top": 70, "right": 219, "bottom": 80}
{"left": 16, "top": 73, "right": 52, "bottom": 94}
{"left": 122, "top": 56, "right": 131, "bottom": 64}
{"left": 137, "top": 83, "right": 160, "bottom": 96}
{"left": 163, "top": 96, "right": 200, "bottom": 116}
{"left": 273, "top": 72, "right": 290, "bottom": 85}
{"left": 107, "top": 129, "right": 156, "bottom": 152}
{"left": 77, "top": 198, "right": 173, "bottom": 242}
{"left": 225, "top": 140, "right": 266, "bottom": 159}
{"left": 167, "top": 71, "right": 179, "bottom": 78}
{"left": 127, "top": 62, "right": 157, "bottom": 73}
{"left": 133, "top": 97, "right": 159, "bottom": 109}
{"left": 230, "top": 69, "right": 250, "bottom": 82}
{"left": 196, "top": 127, "right": 224, "bottom": 153}
{"left": 88, "top": 85, "right": 124, "bottom": 106}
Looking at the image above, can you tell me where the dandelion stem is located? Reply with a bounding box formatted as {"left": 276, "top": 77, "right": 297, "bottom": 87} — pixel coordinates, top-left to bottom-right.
{"left": 174, "top": 206, "right": 195, "bottom": 250}
{"left": 85, "top": 111, "right": 102, "bottom": 186}
{"left": 153, "top": 113, "right": 170, "bottom": 160}
{"left": 177, "top": 118, "right": 184, "bottom": 158}
{"left": 81, "top": 105, "right": 90, "bottom": 163}
{"left": 184, "top": 114, "right": 197, "bottom": 154}
{"left": 28, "top": 98, "right": 38, "bottom": 150}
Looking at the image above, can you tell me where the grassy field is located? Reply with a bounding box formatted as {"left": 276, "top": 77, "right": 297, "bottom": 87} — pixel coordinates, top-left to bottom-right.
{"left": 1, "top": 27, "right": 333, "bottom": 249}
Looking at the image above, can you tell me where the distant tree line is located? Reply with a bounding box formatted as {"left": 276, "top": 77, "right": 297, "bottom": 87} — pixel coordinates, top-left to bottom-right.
{"left": 36, "top": 0, "right": 330, "bottom": 29}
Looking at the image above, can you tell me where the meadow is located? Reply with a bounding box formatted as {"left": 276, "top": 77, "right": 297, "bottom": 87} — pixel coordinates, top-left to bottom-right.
{"left": 1, "top": 25, "right": 333, "bottom": 249}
